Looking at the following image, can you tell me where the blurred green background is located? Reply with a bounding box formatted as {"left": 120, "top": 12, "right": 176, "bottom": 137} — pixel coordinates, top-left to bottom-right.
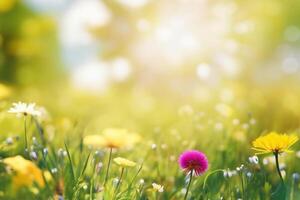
{"left": 1, "top": 0, "right": 300, "bottom": 131}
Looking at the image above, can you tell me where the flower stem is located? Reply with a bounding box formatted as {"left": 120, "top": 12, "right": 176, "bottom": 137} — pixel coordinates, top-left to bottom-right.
{"left": 274, "top": 152, "right": 284, "bottom": 183}
{"left": 24, "top": 116, "right": 28, "bottom": 156}
{"left": 104, "top": 147, "right": 113, "bottom": 186}
{"left": 203, "top": 169, "right": 224, "bottom": 190}
{"left": 239, "top": 172, "right": 245, "bottom": 200}
{"left": 114, "top": 167, "right": 124, "bottom": 199}
{"left": 184, "top": 170, "right": 193, "bottom": 200}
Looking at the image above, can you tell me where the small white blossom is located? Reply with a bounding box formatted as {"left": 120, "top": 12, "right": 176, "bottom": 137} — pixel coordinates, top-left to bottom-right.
{"left": 248, "top": 156, "right": 259, "bottom": 164}
{"left": 151, "top": 144, "right": 157, "bottom": 150}
{"left": 8, "top": 102, "right": 41, "bottom": 118}
{"left": 152, "top": 183, "right": 164, "bottom": 193}
{"left": 51, "top": 168, "right": 58, "bottom": 174}
{"left": 296, "top": 151, "right": 300, "bottom": 158}
{"left": 292, "top": 173, "right": 300, "bottom": 180}
{"left": 246, "top": 172, "right": 252, "bottom": 178}
{"left": 5, "top": 137, "right": 13, "bottom": 145}
{"left": 113, "top": 178, "right": 120, "bottom": 187}
{"left": 58, "top": 148, "right": 67, "bottom": 157}
{"left": 43, "top": 148, "right": 48, "bottom": 156}
{"left": 223, "top": 169, "right": 237, "bottom": 178}
{"left": 30, "top": 151, "right": 38, "bottom": 160}
{"left": 236, "top": 164, "right": 244, "bottom": 172}
{"left": 83, "top": 184, "right": 88, "bottom": 190}
{"left": 139, "top": 179, "right": 145, "bottom": 185}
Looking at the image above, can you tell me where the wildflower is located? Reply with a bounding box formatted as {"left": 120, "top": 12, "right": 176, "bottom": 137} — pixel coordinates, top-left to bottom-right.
{"left": 252, "top": 132, "right": 298, "bottom": 183}
{"left": 83, "top": 135, "right": 106, "bottom": 148}
{"left": 248, "top": 155, "right": 259, "bottom": 164}
{"left": 51, "top": 168, "right": 58, "bottom": 174}
{"left": 43, "top": 171, "right": 52, "bottom": 182}
{"left": 30, "top": 151, "right": 38, "bottom": 160}
{"left": 32, "top": 137, "right": 37, "bottom": 143}
{"left": 8, "top": 102, "right": 41, "bottom": 118}
{"left": 113, "top": 157, "right": 136, "bottom": 168}
{"left": 152, "top": 183, "right": 164, "bottom": 193}
{"left": 113, "top": 157, "right": 136, "bottom": 197}
{"left": 252, "top": 132, "right": 298, "bottom": 155}
{"left": 83, "top": 184, "right": 88, "bottom": 190}
{"left": 292, "top": 173, "right": 300, "bottom": 181}
{"left": 83, "top": 128, "right": 140, "bottom": 149}
{"left": 43, "top": 148, "right": 48, "bottom": 156}
{"left": 5, "top": 137, "right": 14, "bottom": 145}
{"left": 3, "top": 155, "right": 45, "bottom": 188}
{"left": 84, "top": 129, "right": 140, "bottom": 186}
{"left": 58, "top": 148, "right": 67, "bottom": 157}
{"left": 178, "top": 150, "right": 208, "bottom": 176}
{"left": 151, "top": 143, "right": 157, "bottom": 150}
{"left": 223, "top": 169, "right": 237, "bottom": 178}
{"left": 246, "top": 172, "right": 252, "bottom": 178}
{"left": 179, "top": 150, "right": 208, "bottom": 200}
{"left": 113, "top": 178, "right": 120, "bottom": 187}
{"left": 236, "top": 164, "right": 244, "bottom": 172}
{"left": 139, "top": 179, "right": 145, "bottom": 185}
{"left": 296, "top": 151, "right": 300, "bottom": 158}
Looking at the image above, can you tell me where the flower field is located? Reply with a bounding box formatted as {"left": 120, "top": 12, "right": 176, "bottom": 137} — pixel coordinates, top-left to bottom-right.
{"left": 0, "top": 84, "right": 300, "bottom": 200}
{"left": 1, "top": 0, "right": 300, "bottom": 200}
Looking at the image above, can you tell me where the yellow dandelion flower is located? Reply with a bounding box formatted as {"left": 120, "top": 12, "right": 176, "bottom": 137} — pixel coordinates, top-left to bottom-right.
{"left": 83, "top": 135, "right": 106, "bottom": 148}
{"left": 252, "top": 132, "right": 298, "bottom": 155}
{"left": 113, "top": 157, "right": 136, "bottom": 168}
{"left": 3, "top": 156, "right": 45, "bottom": 188}
{"left": 84, "top": 128, "right": 140, "bottom": 149}
{"left": 102, "top": 128, "right": 140, "bottom": 148}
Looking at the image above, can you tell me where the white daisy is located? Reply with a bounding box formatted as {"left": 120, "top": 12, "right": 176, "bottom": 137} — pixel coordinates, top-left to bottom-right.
{"left": 8, "top": 102, "right": 41, "bottom": 118}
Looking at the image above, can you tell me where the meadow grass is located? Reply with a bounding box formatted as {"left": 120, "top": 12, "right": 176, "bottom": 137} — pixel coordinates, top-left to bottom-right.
{"left": 0, "top": 84, "right": 300, "bottom": 200}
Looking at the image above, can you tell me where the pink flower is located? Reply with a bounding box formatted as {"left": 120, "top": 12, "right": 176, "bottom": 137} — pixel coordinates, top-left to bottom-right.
{"left": 178, "top": 150, "right": 208, "bottom": 176}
